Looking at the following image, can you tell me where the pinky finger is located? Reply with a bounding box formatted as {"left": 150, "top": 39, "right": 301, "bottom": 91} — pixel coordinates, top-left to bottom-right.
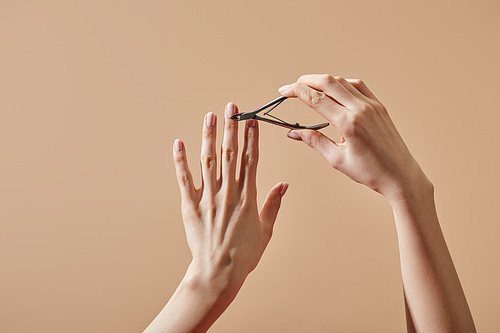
{"left": 346, "top": 79, "right": 378, "bottom": 101}
{"left": 173, "top": 139, "right": 196, "bottom": 202}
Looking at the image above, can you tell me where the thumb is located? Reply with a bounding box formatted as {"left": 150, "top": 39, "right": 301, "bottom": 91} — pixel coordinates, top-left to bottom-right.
{"left": 287, "top": 130, "right": 341, "bottom": 167}
{"left": 260, "top": 182, "right": 288, "bottom": 230}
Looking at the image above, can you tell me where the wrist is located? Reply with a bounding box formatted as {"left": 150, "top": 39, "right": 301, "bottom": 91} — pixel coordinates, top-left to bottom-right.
{"left": 151, "top": 262, "right": 246, "bottom": 333}
{"left": 183, "top": 260, "right": 246, "bottom": 305}
{"left": 387, "top": 167, "right": 434, "bottom": 208}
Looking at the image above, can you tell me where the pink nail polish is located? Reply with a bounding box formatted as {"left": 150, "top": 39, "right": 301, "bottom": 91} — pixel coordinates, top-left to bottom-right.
{"left": 174, "top": 139, "right": 183, "bottom": 152}
{"left": 287, "top": 131, "right": 302, "bottom": 141}
{"left": 278, "top": 85, "right": 291, "bottom": 93}
{"left": 226, "top": 102, "right": 236, "bottom": 117}
{"left": 206, "top": 113, "right": 216, "bottom": 127}
{"left": 280, "top": 182, "right": 289, "bottom": 197}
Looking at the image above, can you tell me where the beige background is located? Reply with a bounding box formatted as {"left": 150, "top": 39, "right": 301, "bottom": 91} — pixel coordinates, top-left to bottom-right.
{"left": 1, "top": 0, "right": 499, "bottom": 332}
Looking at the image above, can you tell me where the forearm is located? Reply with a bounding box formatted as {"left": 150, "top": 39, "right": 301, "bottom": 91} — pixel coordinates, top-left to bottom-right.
{"left": 279, "top": 74, "right": 475, "bottom": 331}
{"left": 144, "top": 264, "right": 243, "bottom": 333}
{"left": 390, "top": 178, "right": 475, "bottom": 332}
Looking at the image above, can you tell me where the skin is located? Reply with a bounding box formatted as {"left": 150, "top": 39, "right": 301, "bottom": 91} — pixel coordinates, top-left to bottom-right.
{"left": 144, "top": 103, "right": 288, "bottom": 333}
{"left": 280, "top": 74, "right": 476, "bottom": 332}
{"left": 145, "top": 74, "right": 476, "bottom": 332}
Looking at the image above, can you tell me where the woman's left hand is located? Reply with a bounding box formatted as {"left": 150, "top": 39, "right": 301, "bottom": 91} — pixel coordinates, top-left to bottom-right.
{"left": 173, "top": 102, "right": 288, "bottom": 293}
{"left": 145, "top": 102, "right": 288, "bottom": 333}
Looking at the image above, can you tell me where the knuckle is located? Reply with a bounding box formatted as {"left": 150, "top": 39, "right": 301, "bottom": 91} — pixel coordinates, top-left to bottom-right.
{"left": 225, "top": 117, "right": 237, "bottom": 128}
{"left": 173, "top": 154, "right": 184, "bottom": 164}
{"left": 321, "top": 74, "right": 335, "bottom": 85}
{"left": 240, "top": 192, "right": 250, "bottom": 206}
{"left": 203, "top": 127, "right": 214, "bottom": 138}
{"left": 334, "top": 75, "right": 346, "bottom": 82}
{"left": 178, "top": 173, "right": 191, "bottom": 186}
{"left": 343, "top": 113, "right": 360, "bottom": 137}
{"left": 208, "top": 204, "right": 217, "bottom": 220}
{"left": 201, "top": 154, "right": 216, "bottom": 169}
{"left": 307, "top": 90, "right": 326, "bottom": 106}
{"left": 347, "top": 78, "right": 363, "bottom": 87}
{"left": 247, "top": 125, "right": 258, "bottom": 139}
{"left": 303, "top": 131, "right": 325, "bottom": 150}
{"left": 301, "top": 132, "right": 317, "bottom": 148}
{"left": 199, "top": 201, "right": 217, "bottom": 220}
{"left": 297, "top": 74, "right": 308, "bottom": 82}
{"left": 379, "top": 105, "right": 389, "bottom": 115}
{"left": 244, "top": 152, "right": 258, "bottom": 166}
{"left": 357, "top": 103, "right": 373, "bottom": 114}
{"left": 222, "top": 147, "right": 236, "bottom": 162}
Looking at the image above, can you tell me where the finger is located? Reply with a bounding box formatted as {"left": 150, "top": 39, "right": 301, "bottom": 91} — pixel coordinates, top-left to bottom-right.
{"left": 287, "top": 130, "right": 343, "bottom": 168}
{"left": 346, "top": 78, "right": 378, "bottom": 100}
{"left": 332, "top": 76, "right": 370, "bottom": 102}
{"left": 200, "top": 112, "right": 217, "bottom": 195}
{"left": 296, "top": 74, "right": 361, "bottom": 109}
{"left": 239, "top": 118, "right": 259, "bottom": 194}
{"left": 278, "top": 82, "right": 346, "bottom": 126}
{"left": 221, "top": 102, "right": 239, "bottom": 188}
{"left": 173, "top": 139, "right": 196, "bottom": 201}
{"left": 260, "top": 182, "right": 288, "bottom": 232}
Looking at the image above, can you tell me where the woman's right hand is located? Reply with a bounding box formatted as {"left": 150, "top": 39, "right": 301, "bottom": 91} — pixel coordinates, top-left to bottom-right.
{"left": 279, "top": 74, "right": 432, "bottom": 203}
{"left": 280, "top": 74, "right": 476, "bottom": 333}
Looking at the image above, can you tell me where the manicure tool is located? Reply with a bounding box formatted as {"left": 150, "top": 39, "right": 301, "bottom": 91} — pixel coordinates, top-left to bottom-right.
{"left": 230, "top": 96, "right": 329, "bottom": 130}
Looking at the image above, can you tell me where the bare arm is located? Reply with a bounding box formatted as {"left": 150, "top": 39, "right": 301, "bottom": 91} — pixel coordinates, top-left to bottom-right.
{"left": 279, "top": 74, "right": 475, "bottom": 332}
{"left": 392, "top": 184, "right": 475, "bottom": 332}
{"left": 144, "top": 103, "right": 288, "bottom": 332}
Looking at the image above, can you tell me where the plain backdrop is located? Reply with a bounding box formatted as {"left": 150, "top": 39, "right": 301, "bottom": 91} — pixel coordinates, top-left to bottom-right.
{"left": 1, "top": 0, "right": 499, "bottom": 332}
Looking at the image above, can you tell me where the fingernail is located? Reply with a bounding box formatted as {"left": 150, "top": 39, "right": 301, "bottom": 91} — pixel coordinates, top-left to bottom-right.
{"left": 278, "top": 85, "right": 291, "bottom": 93}
{"left": 206, "top": 112, "right": 216, "bottom": 127}
{"left": 174, "top": 139, "right": 183, "bottom": 152}
{"left": 247, "top": 119, "right": 256, "bottom": 128}
{"left": 287, "top": 131, "right": 302, "bottom": 141}
{"left": 226, "top": 102, "right": 237, "bottom": 117}
{"left": 280, "top": 182, "right": 289, "bottom": 197}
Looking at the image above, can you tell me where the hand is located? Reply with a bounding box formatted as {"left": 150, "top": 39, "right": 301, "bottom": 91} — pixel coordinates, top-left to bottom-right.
{"left": 173, "top": 103, "right": 288, "bottom": 297}
{"left": 279, "top": 74, "right": 430, "bottom": 202}
{"left": 277, "top": 75, "right": 476, "bottom": 332}
{"left": 144, "top": 104, "right": 288, "bottom": 333}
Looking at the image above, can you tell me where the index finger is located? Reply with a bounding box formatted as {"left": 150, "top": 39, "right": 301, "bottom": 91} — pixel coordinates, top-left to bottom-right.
{"left": 278, "top": 82, "right": 347, "bottom": 131}
{"left": 298, "top": 74, "right": 363, "bottom": 108}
